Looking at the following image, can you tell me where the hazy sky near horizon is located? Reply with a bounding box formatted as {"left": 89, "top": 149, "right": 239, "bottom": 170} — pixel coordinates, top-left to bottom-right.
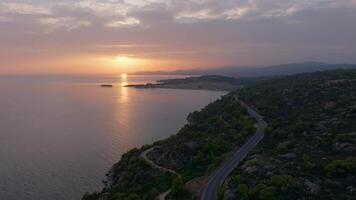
{"left": 1, "top": 0, "right": 356, "bottom": 74}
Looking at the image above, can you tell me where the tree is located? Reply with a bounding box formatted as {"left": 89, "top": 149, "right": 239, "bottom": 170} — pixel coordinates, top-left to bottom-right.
{"left": 217, "top": 185, "right": 225, "bottom": 200}
{"left": 171, "top": 176, "right": 184, "bottom": 194}
{"left": 259, "top": 185, "right": 278, "bottom": 200}
{"left": 237, "top": 184, "right": 249, "bottom": 199}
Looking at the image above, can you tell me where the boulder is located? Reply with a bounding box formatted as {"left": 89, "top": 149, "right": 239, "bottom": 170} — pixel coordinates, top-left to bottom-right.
{"left": 280, "top": 153, "right": 297, "bottom": 159}
{"left": 304, "top": 179, "right": 321, "bottom": 194}
{"left": 244, "top": 166, "right": 257, "bottom": 173}
{"left": 224, "top": 189, "right": 236, "bottom": 200}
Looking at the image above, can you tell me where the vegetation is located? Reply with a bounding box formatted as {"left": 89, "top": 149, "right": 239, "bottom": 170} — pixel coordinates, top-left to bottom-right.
{"left": 226, "top": 69, "right": 356, "bottom": 199}
{"left": 84, "top": 69, "right": 356, "bottom": 200}
{"left": 126, "top": 75, "right": 266, "bottom": 91}
{"left": 82, "top": 93, "right": 255, "bottom": 200}
{"left": 148, "top": 95, "right": 255, "bottom": 181}
{"left": 157, "top": 75, "right": 260, "bottom": 86}
{"left": 82, "top": 147, "right": 175, "bottom": 200}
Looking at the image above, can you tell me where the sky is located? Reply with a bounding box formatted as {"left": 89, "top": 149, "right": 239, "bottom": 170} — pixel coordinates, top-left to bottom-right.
{"left": 1, "top": 0, "right": 356, "bottom": 74}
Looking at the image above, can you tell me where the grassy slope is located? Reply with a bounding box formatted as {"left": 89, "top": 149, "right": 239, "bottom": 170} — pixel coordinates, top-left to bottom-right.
{"left": 226, "top": 69, "right": 356, "bottom": 199}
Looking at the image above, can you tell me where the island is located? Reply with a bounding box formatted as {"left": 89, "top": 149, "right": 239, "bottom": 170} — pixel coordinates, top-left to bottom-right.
{"left": 101, "top": 84, "right": 113, "bottom": 87}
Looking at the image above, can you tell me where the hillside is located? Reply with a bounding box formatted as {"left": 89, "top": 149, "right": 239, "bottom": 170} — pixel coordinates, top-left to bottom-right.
{"left": 82, "top": 94, "right": 256, "bottom": 200}
{"left": 125, "top": 75, "right": 263, "bottom": 91}
{"left": 83, "top": 69, "right": 356, "bottom": 200}
{"left": 224, "top": 69, "right": 356, "bottom": 199}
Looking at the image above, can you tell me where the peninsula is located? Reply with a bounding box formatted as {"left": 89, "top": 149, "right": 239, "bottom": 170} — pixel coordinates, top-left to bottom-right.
{"left": 125, "top": 75, "right": 262, "bottom": 91}
{"left": 83, "top": 69, "right": 356, "bottom": 200}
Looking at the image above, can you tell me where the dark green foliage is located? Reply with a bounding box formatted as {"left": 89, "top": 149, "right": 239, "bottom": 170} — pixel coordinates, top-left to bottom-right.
{"left": 149, "top": 94, "right": 255, "bottom": 181}
{"left": 234, "top": 175, "right": 296, "bottom": 200}
{"left": 82, "top": 145, "right": 176, "bottom": 200}
{"left": 171, "top": 177, "right": 184, "bottom": 193}
{"left": 227, "top": 69, "right": 356, "bottom": 199}
{"left": 158, "top": 75, "right": 244, "bottom": 85}
{"left": 302, "top": 154, "right": 316, "bottom": 171}
{"left": 237, "top": 184, "right": 249, "bottom": 199}
{"left": 169, "top": 176, "right": 192, "bottom": 199}
{"left": 217, "top": 185, "right": 226, "bottom": 200}
{"left": 83, "top": 92, "right": 255, "bottom": 200}
{"left": 325, "top": 157, "right": 356, "bottom": 177}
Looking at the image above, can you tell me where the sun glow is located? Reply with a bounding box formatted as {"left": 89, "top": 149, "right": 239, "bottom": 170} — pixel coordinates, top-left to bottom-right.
{"left": 90, "top": 54, "right": 157, "bottom": 74}
{"left": 115, "top": 56, "right": 131, "bottom": 65}
{"left": 121, "top": 73, "right": 128, "bottom": 78}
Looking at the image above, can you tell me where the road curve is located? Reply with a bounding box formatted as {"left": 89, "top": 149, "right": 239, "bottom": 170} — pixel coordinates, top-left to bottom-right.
{"left": 201, "top": 101, "right": 267, "bottom": 200}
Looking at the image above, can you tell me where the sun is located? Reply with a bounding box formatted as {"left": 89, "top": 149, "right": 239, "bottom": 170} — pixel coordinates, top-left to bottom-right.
{"left": 115, "top": 56, "right": 130, "bottom": 64}
{"left": 111, "top": 54, "right": 145, "bottom": 72}
{"left": 121, "top": 73, "right": 128, "bottom": 78}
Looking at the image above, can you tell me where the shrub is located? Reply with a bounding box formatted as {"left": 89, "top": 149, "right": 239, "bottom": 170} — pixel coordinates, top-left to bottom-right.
{"left": 325, "top": 157, "right": 356, "bottom": 176}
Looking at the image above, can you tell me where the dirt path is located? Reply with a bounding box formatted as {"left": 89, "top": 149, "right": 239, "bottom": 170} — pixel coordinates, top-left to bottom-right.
{"left": 141, "top": 147, "right": 178, "bottom": 175}
{"left": 140, "top": 147, "right": 179, "bottom": 200}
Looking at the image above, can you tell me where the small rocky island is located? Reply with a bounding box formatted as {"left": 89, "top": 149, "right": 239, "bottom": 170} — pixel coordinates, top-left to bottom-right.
{"left": 100, "top": 84, "right": 113, "bottom": 87}
{"left": 125, "top": 75, "right": 257, "bottom": 91}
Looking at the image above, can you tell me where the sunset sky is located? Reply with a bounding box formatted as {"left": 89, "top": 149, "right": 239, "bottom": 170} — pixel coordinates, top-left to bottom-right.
{"left": 1, "top": 0, "right": 356, "bottom": 74}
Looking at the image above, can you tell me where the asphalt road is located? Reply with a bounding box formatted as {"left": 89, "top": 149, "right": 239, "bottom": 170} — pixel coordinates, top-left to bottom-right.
{"left": 201, "top": 101, "right": 267, "bottom": 200}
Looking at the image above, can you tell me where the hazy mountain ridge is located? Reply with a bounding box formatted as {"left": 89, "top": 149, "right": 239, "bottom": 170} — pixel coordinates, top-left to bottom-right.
{"left": 133, "top": 62, "right": 356, "bottom": 77}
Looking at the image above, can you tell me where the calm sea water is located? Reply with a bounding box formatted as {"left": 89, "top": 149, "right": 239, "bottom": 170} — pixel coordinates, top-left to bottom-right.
{"left": 0, "top": 75, "right": 225, "bottom": 200}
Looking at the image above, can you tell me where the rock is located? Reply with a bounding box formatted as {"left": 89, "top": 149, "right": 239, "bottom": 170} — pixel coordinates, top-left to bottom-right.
{"left": 335, "top": 143, "right": 356, "bottom": 152}
{"left": 224, "top": 189, "right": 236, "bottom": 200}
{"left": 346, "top": 132, "right": 356, "bottom": 136}
{"left": 266, "top": 171, "right": 274, "bottom": 176}
{"left": 344, "top": 146, "right": 356, "bottom": 152}
{"left": 347, "top": 186, "right": 356, "bottom": 195}
{"left": 277, "top": 141, "right": 291, "bottom": 149}
{"left": 280, "top": 153, "right": 297, "bottom": 159}
{"left": 325, "top": 179, "right": 338, "bottom": 186}
{"left": 184, "top": 141, "right": 199, "bottom": 150}
{"left": 264, "top": 164, "right": 275, "bottom": 170}
{"left": 244, "top": 166, "right": 257, "bottom": 173}
{"left": 305, "top": 179, "right": 321, "bottom": 194}
{"left": 335, "top": 143, "right": 352, "bottom": 149}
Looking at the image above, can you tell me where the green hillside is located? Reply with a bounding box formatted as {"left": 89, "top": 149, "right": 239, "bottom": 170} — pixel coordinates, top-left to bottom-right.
{"left": 82, "top": 94, "right": 255, "bottom": 200}
{"left": 226, "top": 69, "right": 356, "bottom": 199}
{"left": 83, "top": 69, "right": 356, "bottom": 200}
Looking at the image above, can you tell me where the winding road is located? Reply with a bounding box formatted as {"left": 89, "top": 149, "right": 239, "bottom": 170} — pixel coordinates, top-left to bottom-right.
{"left": 201, "top": 101, "right": 267, "bottom": 200}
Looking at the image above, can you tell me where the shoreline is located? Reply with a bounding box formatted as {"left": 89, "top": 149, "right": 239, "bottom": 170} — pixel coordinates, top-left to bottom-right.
{"left": 124, "top": 75, "right": 247, "bottom": 91}
{"left": 83, "top": 88, "right": 256, "bottom": 200}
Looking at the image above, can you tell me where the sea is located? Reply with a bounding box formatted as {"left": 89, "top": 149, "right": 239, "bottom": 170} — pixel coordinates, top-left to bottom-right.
{"left": 0, "top": 75, "right": 226, "bottom": 200}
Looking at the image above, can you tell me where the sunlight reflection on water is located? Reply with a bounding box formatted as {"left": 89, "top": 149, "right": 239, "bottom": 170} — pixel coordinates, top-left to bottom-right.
{"left": 0, "top": 75, "right": 226, "bottom": 200}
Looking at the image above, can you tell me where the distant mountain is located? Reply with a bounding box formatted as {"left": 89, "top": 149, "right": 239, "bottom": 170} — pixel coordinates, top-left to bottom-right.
{"left": 133, "top": 62, "right": 356, "bottom": 77}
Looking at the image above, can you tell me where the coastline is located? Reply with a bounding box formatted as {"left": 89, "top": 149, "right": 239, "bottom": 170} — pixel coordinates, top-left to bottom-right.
{"left": 124, "top": 75, "right": 249, "bottom": 92}
{"left": 83, "top": 86, "right": 256, "bottom": 200}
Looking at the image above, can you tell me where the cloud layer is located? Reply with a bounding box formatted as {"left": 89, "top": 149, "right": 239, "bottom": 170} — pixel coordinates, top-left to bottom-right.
{"left": 1, "top": 0, "right": 356, "bottom": 74}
